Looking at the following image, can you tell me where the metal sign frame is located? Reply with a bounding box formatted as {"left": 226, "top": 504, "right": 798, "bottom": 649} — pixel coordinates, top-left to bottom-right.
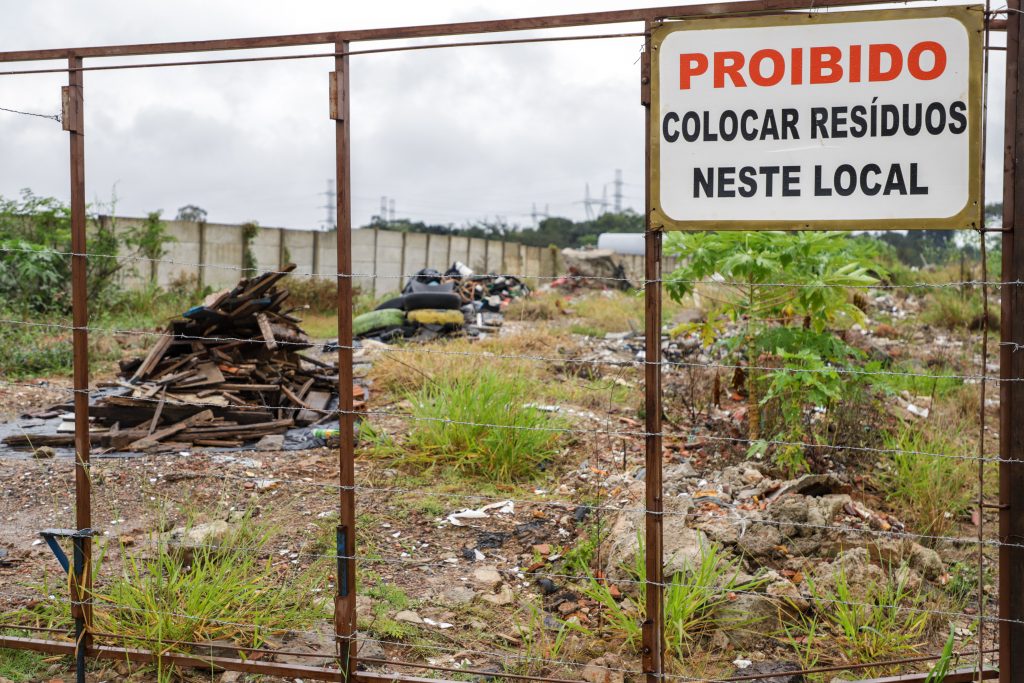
{"left": 648, "top": 5, "right": 985, "bottom": 231}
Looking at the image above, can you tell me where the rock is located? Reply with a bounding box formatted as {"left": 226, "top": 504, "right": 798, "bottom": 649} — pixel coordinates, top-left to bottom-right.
{"left": 441, "top": 586, "right": 477, "bottom": 605}
{"left": 482, "top": 584, "right": 515, "bottom": 606}
{"left": 161, "top": 519, "right": 232, "bottom": 551}
{"left": 254, "top": 434, "right": 285, "bottom": 451}
{"left": 472, "top": 566, "right": 502, "bottom": 589}
{"left": 812, "top": 548, "right": 887, "bottom": 600}
{"left": 694, "top": 516, "right": 741, "bottom": 546}
{"left": 582, "top": 655, "right": 626, "bottom": 683}
{"left": 32, "top": 446, "right": 56, "bottom": 459}
{"left": 666, "top": 461, "right": 698, "bottom": 479}
{"left": 874, "top": 323, "right": 900, "bottom": 339}
{"left": 356, "top": 594, "right": 374, "bottom": 615}
{"left": 357, "top": 635, "right": 386, "bottom": 659}
{"left": 720, "top": 593, "right": 782, "bottom": 647}
{"left": 394, "top": 610, "right": 423, "bottom": 624}
{"left": 765, "top": 578, "right": 809, "bottom": 612}
{"left": 537, "top": 578, "right": 558, "bottom": 595}
{"left": 219, "top": 672, "right": 242, "bottom": 683}
{"left": 735, "top": 523, "right": 784, "bottom": 560}
{"left": 602, "top": 491, "right": 707, "bottom": 580}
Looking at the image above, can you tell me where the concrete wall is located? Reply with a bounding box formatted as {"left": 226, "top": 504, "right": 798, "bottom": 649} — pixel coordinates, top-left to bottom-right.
{"left": 101, "top": 216, "right": 664, "bottom": 296}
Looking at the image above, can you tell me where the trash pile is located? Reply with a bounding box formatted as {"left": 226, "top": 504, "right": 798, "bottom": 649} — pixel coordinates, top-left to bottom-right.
{"left": 551, "top": 248, "right": 634, "bottom": 291}
{"left": 353, "top": 261, "right": 530, "bottom": 342}
{"left": 5, "top": 265, "right": 360, "bottom": 453}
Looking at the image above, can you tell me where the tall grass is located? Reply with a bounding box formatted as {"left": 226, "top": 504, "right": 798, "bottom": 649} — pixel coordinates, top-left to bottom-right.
{"left": 582, "top": 536, "right": 767, "bottom": 660}
{"left": 16, "top": 517, "right": 326, "bottom": 682}
{"left": 813, "top": 567, "right": 929, "bottom": 670}
{"left": 400, "top": 367, "right": 566, "bottom": 480}
{"left": 880, "top": 426, "right": 973, "bottom": 542}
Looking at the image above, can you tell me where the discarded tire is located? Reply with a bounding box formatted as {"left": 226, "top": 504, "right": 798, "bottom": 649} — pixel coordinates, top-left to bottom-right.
{"left": 375, "top": 291, "right": 461, "bottom": 312}
{"left": 354, "top": 308, "right": 406, "bottom": 337}
{"left": 406, "top": 308, "right": 466, "bottom": 326}
{"left": 375, "top": 296, "right": 405, "bottom": 311}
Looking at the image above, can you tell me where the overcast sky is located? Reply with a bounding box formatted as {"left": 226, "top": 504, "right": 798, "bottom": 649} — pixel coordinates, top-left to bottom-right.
{"left": 0, "top": 1, "right": 1007, "bottom": 231}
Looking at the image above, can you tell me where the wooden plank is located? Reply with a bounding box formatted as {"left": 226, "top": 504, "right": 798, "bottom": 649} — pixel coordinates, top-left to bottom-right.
{"left": 256, "top": 312, "right": 278, "bottom": 350}
{"left": 131, "top": 332, "right": 171, "bottom": 381}
{"left": 147, "top": 389, "right": 167, "bottom": 436}
{"left": 127, "top": 409, "right": 214, "bottom": 451}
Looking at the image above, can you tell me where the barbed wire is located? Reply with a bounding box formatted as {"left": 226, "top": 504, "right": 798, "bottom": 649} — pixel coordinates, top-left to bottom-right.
{"left": 0, "top": 315, "right": 1009, "bottom": 385}
{"left": 0, "top": 105, "right": 60, "bottom": 122}
{"left": 56, "top": 566, "right": 1014, "bottom": 630}
{"left": 0, "top": 379, "right": 1010, "bottom": 464}
{"left": 21, "top": 452, "right": 1014, "bottom": 550}
{"left": 0, "top": 243, "right": 1020, "bottom": 290}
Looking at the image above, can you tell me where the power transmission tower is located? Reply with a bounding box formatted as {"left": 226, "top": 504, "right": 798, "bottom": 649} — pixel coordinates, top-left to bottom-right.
{"left": 614, "top": 168, "right": 623, "bottom": 213}
{"left": 388, "top": 199, "right": 396, "bottom": 223}
{"left": 600, "top": 185, "right": 609, "bottom": 215}
{"left": 322, "top": 178, "right": 336, "bottom": 230}
{"left": 379, "top": 196, "right": 388, "bottom": 225}
{"left": 531, "top": 203, "right": 550, "bottom": 227}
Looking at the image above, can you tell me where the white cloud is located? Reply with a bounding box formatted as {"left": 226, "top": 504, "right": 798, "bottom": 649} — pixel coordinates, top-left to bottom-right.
{"left": 0, "top": 1, "right": 1007, "bottom": 230}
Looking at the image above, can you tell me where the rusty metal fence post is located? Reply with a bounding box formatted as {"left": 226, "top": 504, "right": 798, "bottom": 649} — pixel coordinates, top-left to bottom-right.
{"left": 332, "top": 38, "right": 358, "bottom": 679}
{"left": 1001, "top": 0, "right": 1024, "bottom": 679}
{"left": 641, "top": 21, "right": 665, "bottom": 683}
{"left": 64, "top": 52, "right": 94, "bottom": 683}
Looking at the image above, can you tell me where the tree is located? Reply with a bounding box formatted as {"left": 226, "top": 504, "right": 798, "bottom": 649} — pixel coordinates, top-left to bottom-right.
{"left": 176, "top": 205, "right": 208, "bottom": 222}
{"left": 664, "top": 231, "right": 881, "bottom": 472}
{"left": 125, "top": 210, "right": 177, "bottom": 285}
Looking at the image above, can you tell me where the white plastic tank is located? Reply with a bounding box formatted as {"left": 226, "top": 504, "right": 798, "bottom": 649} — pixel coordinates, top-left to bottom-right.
{"left": 596, "top": 232, "right": 645, "bottom": 255}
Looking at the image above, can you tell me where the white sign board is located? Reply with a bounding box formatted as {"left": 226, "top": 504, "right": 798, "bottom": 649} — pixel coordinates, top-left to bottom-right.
{"left": 650, "top": 6, "right": 982, "bottom": 230}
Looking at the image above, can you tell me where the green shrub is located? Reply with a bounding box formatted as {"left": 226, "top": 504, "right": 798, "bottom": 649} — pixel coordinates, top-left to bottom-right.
{"left": 399, "top": 368, "right": 566, "bottom": 480}
{"left": 664, "top": 231, "right": 880, "bottom": 472}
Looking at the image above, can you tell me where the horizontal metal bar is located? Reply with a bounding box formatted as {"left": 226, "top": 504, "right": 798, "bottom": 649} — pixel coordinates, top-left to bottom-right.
{"left": 0, "top": 635, "right": 439, "bottom": 683}
{"left": 0, "top": 0, "right": 991, "bottom": 63}
{"left": 0, "top": 32, "right": 643, "bottom": 77}
{"left": 854, "top": 666, "right": 998, "bottom": 683}
{"left": 0, "top": 635, "right": 1001, "bottom": 683}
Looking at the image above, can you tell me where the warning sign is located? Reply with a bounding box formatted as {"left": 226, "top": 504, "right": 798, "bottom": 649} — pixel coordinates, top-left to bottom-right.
{"left": 650, "top": 6, "right": 983, "bottom": 231}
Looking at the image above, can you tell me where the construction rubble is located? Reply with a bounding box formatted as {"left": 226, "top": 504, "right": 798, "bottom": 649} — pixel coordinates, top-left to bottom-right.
{"left": 5, "top": 265, "right": 358, "bottom": 453}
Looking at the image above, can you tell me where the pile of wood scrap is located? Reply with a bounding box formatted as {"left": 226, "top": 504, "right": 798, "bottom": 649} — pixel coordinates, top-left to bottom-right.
{"left": 5, "top": 264, "right": 363, "bottom": 453}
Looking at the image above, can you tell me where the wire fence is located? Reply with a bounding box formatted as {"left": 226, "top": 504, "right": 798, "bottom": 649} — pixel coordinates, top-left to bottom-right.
{"left": 0, "top": 6, "right": 1017, "bottom": 682}
{"left": 0, "top": 237, "right": 1009, "bottom": 683}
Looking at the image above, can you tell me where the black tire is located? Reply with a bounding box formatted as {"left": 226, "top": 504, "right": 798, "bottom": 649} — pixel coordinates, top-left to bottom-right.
{"left": 404, "top": 291, "right": 462, "bottom": 311}
{"left": 375, "top": 296, "right": 406, "bottom": 311}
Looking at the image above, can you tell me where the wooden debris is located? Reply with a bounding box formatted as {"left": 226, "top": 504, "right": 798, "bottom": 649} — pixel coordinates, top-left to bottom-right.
{"left": 4, "top": 265, "right": 365, "bottom": 453}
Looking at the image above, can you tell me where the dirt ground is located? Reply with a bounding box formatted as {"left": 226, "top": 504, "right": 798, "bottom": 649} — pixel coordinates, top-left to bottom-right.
{"left": 0, "top": 291, "right": 1002, "bottom": 683}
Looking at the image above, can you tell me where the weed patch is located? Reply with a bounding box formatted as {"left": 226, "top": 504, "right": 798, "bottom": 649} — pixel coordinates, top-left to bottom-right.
{"left": 879, "top": 426, "right": 973, "bottom": 542}
{"left": 582, "top": 537, "right": 767, "bottom": 660}
{"left": 812, "top": 568, "right": 929, "bottom": 672}
{"left": 14, "top": 517, "right": 326, "bottom": 682}
{"left": 397, "top": 367, "right": 566, "bottom": 481}
{"left": 0, "top": 638, "right": 60, "bottom": 681}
